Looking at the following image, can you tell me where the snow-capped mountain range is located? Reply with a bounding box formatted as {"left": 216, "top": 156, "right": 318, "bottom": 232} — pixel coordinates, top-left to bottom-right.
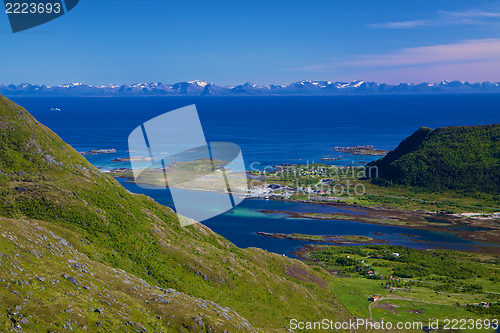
{"left": 2, "top": 80, "right": 500, "bottom": 96}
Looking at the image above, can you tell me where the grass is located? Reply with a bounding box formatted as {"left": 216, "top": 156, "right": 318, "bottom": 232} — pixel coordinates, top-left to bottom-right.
{"left": 356, "top": 181, "right": 500, "bottom": 214}
{"left": 0, "top": 217, "right": 195, "bottom": 332}
{"left": 337, "top": 235, "right": 372, "bottom": 242}
{"left": 330, "top": 277, "right": 382, "bottom": 318}
{"left": 253, "top": 162, "right": 500, "bottom": 214}
{"left": 306, "top": 245, "right": 500, "bottom": 323}
{"left": 287, "top": 233, "right": 324, "bottom": 241}
{"left": 312, "top": 245, "right": 500, "bottom": 332}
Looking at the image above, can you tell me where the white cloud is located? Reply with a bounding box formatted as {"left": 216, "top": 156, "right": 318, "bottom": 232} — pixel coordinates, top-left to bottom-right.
{"left": 369, "top": 9, "right": 500, "bottom": 29}
{"left": 370, "top": 20, "right": 432, "bottom": 29}
{"left": 292, "top": 39, "right": 500, "bottom": 84}
{"left": 438, "top": 10, "right": 500, "bottom": 19}
{"left": 343, "top": 39, "right": 500, "bottom": 68}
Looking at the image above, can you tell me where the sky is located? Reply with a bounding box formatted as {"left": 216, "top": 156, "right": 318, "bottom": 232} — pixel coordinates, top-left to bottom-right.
{"left": 1, "top": 0, "right": 500, "bottom": 86}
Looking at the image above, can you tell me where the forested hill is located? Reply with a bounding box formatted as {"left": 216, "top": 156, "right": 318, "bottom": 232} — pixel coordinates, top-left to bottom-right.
{"left": 367, "top": 124, "right": 500, "bottom": 194}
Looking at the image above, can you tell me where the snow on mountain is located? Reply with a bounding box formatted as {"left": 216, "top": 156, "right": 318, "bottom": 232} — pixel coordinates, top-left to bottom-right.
{"left": 352, "top": 80, "right": 365, "bottom": 88}
{"left": 188, "top": 80, "right": 211, "bottom": 88}
{"left": 1, "top": 80, "right": 500, "bottom": 96}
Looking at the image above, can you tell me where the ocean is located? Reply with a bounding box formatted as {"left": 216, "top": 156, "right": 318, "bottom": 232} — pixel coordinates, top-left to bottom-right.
{"left": 10, "top": 94, "right": 500, "bottom": 256}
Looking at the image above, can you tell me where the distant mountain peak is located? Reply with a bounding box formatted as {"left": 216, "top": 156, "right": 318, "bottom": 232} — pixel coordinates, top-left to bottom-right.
{"left": 188, "top": 80, "right": 211, "bottom": 87}
{"left": 2, "top": 80, "right": 500, "bottom": 96}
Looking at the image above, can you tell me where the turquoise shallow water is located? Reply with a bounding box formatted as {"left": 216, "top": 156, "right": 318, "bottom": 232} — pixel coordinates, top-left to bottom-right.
{"left": 120, "top": 182, "right": 500, "bottom": 258}
{"left": 11, "top": 95, "right": 500, "bottom": 256}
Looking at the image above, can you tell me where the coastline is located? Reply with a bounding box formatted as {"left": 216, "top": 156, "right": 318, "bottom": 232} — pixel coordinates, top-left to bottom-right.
{"left": 105, "top": 161, "right": 500, "bottom": 250}
{"left": 113, "top": 175, "right": 500, "bottom": 247}
{"left": 255, "top": 197, "right": 500, "bottom": 246}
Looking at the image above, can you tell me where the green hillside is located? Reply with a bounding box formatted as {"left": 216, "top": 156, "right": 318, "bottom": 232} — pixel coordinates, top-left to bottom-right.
{"left": 367, "top": 124, "right": 500, "bottom": 194}
{"left": 0, "top": 216, "right": 257, "bottom": 332}
{"left": 0, "top": 95, "right": 349, "bottom": 332}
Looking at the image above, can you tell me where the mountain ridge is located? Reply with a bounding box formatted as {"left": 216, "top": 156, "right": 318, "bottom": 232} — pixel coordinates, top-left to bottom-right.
{"left": 3, "top": 80, "right": 500, "bottom": 96}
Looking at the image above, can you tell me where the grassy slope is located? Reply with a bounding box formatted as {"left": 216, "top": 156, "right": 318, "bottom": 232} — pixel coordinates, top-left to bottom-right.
{"left": 0, "top": 216, "right": 254, "bottom": 332}
{"left": 0, "top": 95, "right": 350, "bottom": 331}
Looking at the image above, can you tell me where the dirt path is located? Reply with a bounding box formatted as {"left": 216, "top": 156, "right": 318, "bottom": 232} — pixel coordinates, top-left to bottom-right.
{"left": 368, "top": 295, "right": 418, "bottom": 319}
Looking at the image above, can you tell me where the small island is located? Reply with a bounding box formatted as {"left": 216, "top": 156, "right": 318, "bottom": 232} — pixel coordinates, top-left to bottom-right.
{"left": 112, "top": 156, "right": 156, "bottom": 162}
{"left": 256, "top": 232, "right": 386, "bottom": 244}
{"left": 332, "top": 145, "right": 388, "bottom": 156}
{"left": 79, "top": 148, "right": 116, "bottom": 155}
{"left": 320, "top": 157, "right": 341, "bottom": 161}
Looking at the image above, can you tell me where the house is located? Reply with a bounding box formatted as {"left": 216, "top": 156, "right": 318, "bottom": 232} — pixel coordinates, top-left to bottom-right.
{"left": 377, "top": 254, "right": 383, "bottom": 259}
{"left": 367, "top": 270, "right": 374, "bottom": 276}
{"left": 369, "top": 296, "right": 380, "bottom": 302}
{"left": 481, "top": 302, "right": 489, "bottom": 308}
{"left": 392, "top": 253, "right": 400, "bottom": 257}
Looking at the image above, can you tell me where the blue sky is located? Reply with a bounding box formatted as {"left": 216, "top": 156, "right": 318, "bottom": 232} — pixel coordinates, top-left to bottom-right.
{"left": 1, "top": 0, "right": 500, "bottom": 85}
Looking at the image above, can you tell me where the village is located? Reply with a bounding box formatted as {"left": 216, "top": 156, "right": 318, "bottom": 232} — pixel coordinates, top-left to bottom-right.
{"left": 245, "top": 163, "right": 367, "bottom": 199}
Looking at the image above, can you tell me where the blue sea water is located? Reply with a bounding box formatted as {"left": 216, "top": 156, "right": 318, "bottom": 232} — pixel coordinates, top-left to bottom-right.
{"left": 13, "top": 94, "right": 500, "bottom": 170}
{"left": 10, "top": 95, "right": 500, "bottom": 256}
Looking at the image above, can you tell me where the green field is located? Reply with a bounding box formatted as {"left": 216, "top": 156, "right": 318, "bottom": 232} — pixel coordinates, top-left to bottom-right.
{"left": 306, "top": 245, "right": 500, "bottom": 332}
